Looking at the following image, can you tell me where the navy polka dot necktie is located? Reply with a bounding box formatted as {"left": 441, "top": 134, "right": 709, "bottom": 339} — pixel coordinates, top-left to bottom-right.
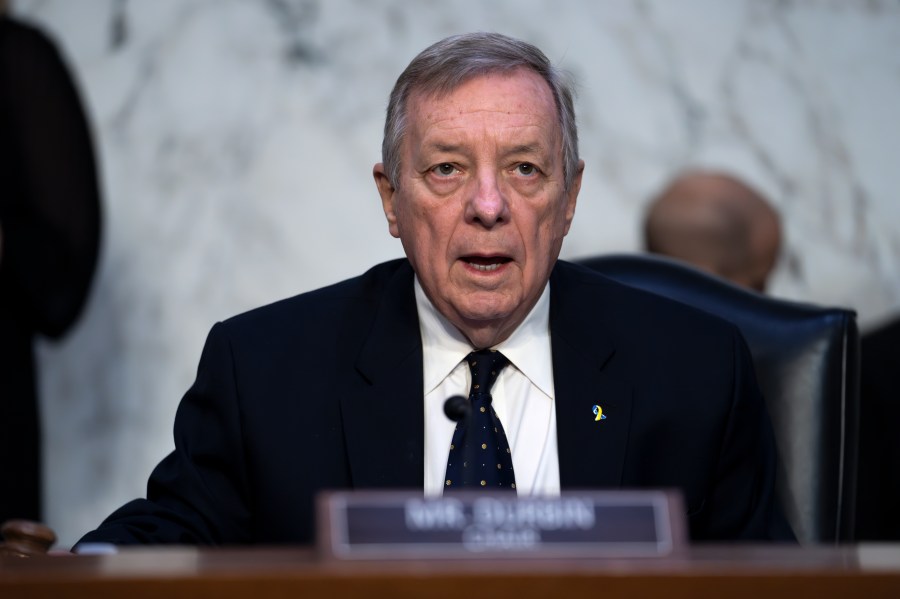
{"left": 444, "top": 350, "right": 517, "bottom": 491}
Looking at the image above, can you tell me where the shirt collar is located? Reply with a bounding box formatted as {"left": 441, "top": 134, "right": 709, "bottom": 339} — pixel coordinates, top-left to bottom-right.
{"left": 416, "top": 277, "right": 555, "bottom": 399}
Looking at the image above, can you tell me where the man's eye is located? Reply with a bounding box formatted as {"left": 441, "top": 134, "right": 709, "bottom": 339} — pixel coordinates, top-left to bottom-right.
{"left": 516, "top": 163, "right": 537, "bottom": 176}
{"left": 433, "top": 163, "right": 457, "bottom": 176}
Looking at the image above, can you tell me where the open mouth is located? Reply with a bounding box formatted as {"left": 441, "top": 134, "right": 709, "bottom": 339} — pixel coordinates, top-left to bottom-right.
{"left": 463, "top": 256, "right": 512, "bottom": 272}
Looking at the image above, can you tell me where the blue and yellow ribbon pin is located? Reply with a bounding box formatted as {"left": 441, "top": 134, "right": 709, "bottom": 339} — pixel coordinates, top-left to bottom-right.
{"left": 592, "top": 405, "right": 606, "bottom": 421}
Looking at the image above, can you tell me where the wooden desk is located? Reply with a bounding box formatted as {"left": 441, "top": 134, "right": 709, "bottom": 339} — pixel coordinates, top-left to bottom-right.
{"left": 2, "top": 544, "right": 899, "bottom": 598}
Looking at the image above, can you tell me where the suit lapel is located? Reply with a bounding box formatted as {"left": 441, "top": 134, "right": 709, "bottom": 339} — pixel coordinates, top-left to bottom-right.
{"left": 550, "top": 263, "right": 633, "bottom": 489}
{"left": 337, "top": 260, "right": 633, "bottom": 492}
{"left": 341, "top": 261, "right": 425, "bottom": 490}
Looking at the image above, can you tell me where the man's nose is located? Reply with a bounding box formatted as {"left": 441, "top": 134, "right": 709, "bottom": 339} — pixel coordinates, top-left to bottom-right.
{"left": 465, "top": 171, "right": 509, "bottom": 227}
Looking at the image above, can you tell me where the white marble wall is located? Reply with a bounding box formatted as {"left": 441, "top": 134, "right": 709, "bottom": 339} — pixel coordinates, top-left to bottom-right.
{"left": 11, "top": 0, "right": 900, "bottom": 547}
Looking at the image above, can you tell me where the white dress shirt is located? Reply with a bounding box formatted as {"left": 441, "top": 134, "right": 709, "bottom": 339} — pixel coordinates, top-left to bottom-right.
{"left": 416, "top": 277, "right": 560, "bottom": 497}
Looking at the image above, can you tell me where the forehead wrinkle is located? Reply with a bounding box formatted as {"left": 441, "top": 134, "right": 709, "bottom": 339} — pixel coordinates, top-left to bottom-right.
{"left": 425, "top": 106, "right": 548, "bottom": 128}
{"left": 422, "top": 119, "right": 553, "bottom": 147}
{"left": 406, "top": 76, "right": 561, "bottom": 166}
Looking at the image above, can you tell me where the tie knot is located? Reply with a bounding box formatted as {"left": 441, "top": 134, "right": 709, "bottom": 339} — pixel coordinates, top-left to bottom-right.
{"left": 466, "top": 350, "right": 510, "bottom": 397}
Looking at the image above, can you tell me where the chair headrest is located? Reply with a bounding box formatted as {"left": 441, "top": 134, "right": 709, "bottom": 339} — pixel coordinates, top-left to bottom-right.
{"left": 575, "top": 253, "right": 856, "bottom": 363}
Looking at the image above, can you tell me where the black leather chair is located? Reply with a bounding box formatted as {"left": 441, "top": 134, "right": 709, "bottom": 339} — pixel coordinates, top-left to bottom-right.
{"left": 577, "top": 253, "right": 860, "bottom": 544}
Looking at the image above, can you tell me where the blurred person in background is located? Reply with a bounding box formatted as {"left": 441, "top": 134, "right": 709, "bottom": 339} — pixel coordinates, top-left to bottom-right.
{"left": 0, "top": 3, "right": 102, "bottom": 523}
{"left": 645, "top": 168, "right": 900, "bottom": 540}
{"left": 644, "top": 170, "right": 781, "bottom": 293}
{"left": 857, "top": 315, "right": 900, "bottom": 540}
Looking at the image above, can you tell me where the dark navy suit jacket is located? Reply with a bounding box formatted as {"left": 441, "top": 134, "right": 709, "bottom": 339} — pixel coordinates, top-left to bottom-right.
{"left": 78, "top": 259, "right": 787, "bottom": 545}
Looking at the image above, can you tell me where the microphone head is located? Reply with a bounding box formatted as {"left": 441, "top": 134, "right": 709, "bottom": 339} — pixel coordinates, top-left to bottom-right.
{"left": 443, "top": 395, "right": 470, "bottom": 423}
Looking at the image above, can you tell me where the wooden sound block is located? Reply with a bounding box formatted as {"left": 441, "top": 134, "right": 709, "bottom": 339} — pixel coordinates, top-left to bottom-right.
{"left": 0, "top": 519, "right": 57, "bottom": 557}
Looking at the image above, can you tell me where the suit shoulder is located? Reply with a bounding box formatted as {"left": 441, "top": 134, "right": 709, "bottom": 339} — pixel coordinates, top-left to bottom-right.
{"left": 551, "top": 259, "right": 740, "bottom": 345}
{"left": 220, "top": 259, "right": 410, "bottom": 333}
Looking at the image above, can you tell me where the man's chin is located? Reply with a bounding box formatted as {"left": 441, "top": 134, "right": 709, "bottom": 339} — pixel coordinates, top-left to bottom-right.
{"left": 451, "top": 295, "right": 517, "bottom": 324}
{"left": 444, "top": 299, "right": 525, "bottom": 346}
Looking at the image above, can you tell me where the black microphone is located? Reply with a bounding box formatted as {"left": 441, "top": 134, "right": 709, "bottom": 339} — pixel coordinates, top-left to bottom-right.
{"left": 443, "top": 395, "right": 475, "bottom": 488}
{"left": 443, "top": 395, "right": 470, "bottom": 423}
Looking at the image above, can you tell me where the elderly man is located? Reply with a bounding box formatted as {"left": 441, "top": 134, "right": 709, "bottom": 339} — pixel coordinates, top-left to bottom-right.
{"left": 77, "top": 33, "right": 787, "bottom": 546}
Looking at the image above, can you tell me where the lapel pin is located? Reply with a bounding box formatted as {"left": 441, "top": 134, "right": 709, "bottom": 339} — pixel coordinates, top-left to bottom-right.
{"left": 592, "top": 405, "right": 606, "bottom": 421}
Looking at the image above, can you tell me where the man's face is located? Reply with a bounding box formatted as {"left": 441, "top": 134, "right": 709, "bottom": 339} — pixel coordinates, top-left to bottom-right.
{"left": 374, "top": 69, "right": 583, "bottom": 348}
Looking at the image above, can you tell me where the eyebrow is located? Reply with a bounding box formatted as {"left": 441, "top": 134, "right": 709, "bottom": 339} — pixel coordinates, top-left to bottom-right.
{"left": 502, "top": 144, "right": 544, "bottom": 158}
{"left": 429, "top": 143, "right": 466, "bottom": 154}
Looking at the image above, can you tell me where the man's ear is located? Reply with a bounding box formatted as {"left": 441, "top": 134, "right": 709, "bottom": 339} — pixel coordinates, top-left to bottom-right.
{"left": 562, "top": 159, "right": 585, "bottom": 235}
{"left": 373, "top": 163, "right": 400, "bottom": 239}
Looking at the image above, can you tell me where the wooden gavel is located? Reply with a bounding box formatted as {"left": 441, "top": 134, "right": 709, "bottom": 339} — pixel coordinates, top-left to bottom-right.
{"left": 0, "top": 519, "right": 57, "bottom": 556}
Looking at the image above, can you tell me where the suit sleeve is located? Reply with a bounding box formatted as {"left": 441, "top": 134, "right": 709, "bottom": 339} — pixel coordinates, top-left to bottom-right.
{"left": 75, "top": 323, "right": 253, "bottom": 546}
{"left": 693, "top": 326, "right": 795, "bottom": 541}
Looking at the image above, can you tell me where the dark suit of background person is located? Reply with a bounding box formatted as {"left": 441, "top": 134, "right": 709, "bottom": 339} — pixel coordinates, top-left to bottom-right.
{"left": 0, "top": 15, "right": 102, "bottom": 522}
{"left": 856, "top": 316, "right": 900, "bottom": 540}
{"left": 77, "top": 33, "right": 788, "bottom": 547}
